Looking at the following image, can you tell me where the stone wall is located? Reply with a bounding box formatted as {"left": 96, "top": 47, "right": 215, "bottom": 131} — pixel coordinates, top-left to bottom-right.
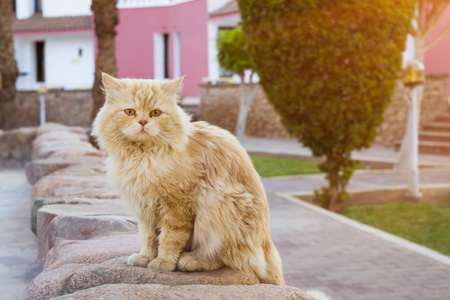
{"left": 375, "top": 74, "right": 449, "bottom": 146}
{"left": 200, "top": 76, "right": 449, "bottom": 147}
{"left": 3, "top": 90, "right": 93, "bottom": 129}
{"left": 21, "top": 123, "right": 310, "bottom": 299}
{"left": 199, "top": 84, "right": 294, "bottom": 140}
{"left": 0, "top": 127, "right": 37, "bottom": 168}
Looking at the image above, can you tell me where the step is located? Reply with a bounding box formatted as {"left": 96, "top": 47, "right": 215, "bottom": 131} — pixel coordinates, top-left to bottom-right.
{"left": 435, "top": 113, "right": 450, "bottom": 123}
{"left": 394, "top": 139, "right": 450, "bottom": 155}
{"left": 423, "top": 122, "right": 450, "bottom": 132}
{"left": 419, "top": 131, "right": 450, "bottom": 143}
{"left": 419, "top": 140, "right": 450, "bottom": 156}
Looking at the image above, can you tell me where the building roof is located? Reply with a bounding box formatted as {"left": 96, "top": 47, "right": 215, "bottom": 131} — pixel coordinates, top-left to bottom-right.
{"left": 13, "top": 13, "right": 92, "bottom": 33}
{"left": 210, "top": 0, "right": 239, "bottom": 17}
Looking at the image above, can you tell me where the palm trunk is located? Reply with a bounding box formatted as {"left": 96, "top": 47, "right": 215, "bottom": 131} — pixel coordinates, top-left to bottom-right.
{"left": 91, "top": 0, "right": 119, "bottom": 122}
{"left": 0, "top": 0, "right": 19, "bottom": 129}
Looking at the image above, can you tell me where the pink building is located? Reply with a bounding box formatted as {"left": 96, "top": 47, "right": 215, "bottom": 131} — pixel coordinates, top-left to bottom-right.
{"left": 424, "top": 6, "right": 450, "bottom": 93}
{"left": 115, "top": 0, "right": 209, "bottom": 97}
{"left": 12, "top": 0, "right": 450, "bottom": 96}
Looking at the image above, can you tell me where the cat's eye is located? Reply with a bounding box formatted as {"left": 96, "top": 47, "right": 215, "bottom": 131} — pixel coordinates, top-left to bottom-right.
{"left": 150, "top": 109, "right": 162, "bottom": 117}
{"left": 124, "top": 109, "right": 135, "bottom": 116}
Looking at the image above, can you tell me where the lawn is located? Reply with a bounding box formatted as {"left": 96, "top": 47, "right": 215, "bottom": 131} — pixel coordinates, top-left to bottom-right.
{"left": 343, "top": 201, "right": 450, "bottom": 256}
{"left": 250, "top": 156, "right": 322, "bottom": 177}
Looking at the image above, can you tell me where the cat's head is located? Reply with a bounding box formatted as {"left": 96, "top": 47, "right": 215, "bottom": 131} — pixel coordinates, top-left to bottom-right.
{"left": 92, "top": 73, "right": 191, "bottom": 154}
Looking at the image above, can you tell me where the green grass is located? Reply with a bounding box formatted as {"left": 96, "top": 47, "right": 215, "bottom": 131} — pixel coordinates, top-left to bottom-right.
{"left": 343, "top": 201, "right": 450, "bottom": 256}
{"left": 250, "top": 156, "right": 322, "bottom": 177}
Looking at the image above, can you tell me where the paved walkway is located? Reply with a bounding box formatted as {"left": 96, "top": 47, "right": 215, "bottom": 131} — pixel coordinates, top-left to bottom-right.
{"left": 242, "top": 137, "right": 450, "bottom": 168}
{"left": 263, "top": 170, "right": 450, "bottom": 300}
{"left": 0, "top": 169, "right": 40, "bottom": 300}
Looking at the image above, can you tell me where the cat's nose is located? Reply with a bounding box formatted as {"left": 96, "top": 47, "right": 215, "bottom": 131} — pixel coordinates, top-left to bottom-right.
{"left": 138, "top": 120, "right": 148, "bottom": 127}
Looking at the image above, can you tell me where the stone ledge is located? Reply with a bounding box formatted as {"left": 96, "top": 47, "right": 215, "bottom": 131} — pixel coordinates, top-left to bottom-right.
{"left": 52, "top": 283, "right": 311, "bottom": 300}
{"left": 21, "top": 123, "right": 311, "bottom": 299}
{"left": 22, "top": 257, "right": 263, "bottom": 300}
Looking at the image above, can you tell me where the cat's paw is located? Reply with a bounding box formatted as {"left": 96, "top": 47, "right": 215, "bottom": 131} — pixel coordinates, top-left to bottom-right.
{"left": 177, "top": 252, "right": 197, "bottom": 271}
{"left": 127, "top": 253, "right": 151, "bottom": 267}
{"left": 147, "top": 257, "right": 177, "bottom": 272}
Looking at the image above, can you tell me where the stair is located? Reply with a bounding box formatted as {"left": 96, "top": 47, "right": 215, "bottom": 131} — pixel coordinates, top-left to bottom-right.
{"left": 423, "top": 122, "right": 450, "bottom": 132}
{"left": 418, "top": 110, "right": 450, "bottom": 155}
{"left": 418, "top": 140, "right": 450, "bottom": 155}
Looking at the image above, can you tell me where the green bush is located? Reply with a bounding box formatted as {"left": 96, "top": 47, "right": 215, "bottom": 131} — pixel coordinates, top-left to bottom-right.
{"left": 238, "top": 0, "right": 414, "bottom": 211}
{"left": 216, "top": 25, "right": 254, "bottom": 81}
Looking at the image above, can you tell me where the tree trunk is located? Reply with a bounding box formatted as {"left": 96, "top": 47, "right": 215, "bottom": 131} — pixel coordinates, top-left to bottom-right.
{"left": 0, "top": 0, "right": 19, "bottom": 129}
{"left": 326, "top": 156, "right": 341, "bottom": 212}
{"left": 236, "top": 83, "right": 257, "bottom": 141}
{"left": 91, "top": 0, "right": 119, "bottom": 122}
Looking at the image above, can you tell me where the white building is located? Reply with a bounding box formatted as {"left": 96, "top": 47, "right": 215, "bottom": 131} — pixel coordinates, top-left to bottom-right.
{"left": 13, "top": 0, "right": 95, "bottom": 91}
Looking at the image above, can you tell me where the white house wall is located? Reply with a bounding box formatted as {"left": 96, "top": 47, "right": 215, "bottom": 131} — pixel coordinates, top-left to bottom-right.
{"left": 207, "top": 0, "right": 232, "bottom": 13}
{"left": 42, "top": 0, "right": 92, "bottom": 17}
{"left": 14, "top": 33, "right": 95, "bottom": 91}
{"left": 15, "top": 0, "right": 35, "bottom": 19}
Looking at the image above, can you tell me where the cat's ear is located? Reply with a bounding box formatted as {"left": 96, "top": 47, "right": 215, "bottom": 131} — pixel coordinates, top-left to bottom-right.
{"left": 162, "top": 76, "right": 185, "bottom": 95}
{"left": 102, "top": 72, "right": 121, "bottom": 92}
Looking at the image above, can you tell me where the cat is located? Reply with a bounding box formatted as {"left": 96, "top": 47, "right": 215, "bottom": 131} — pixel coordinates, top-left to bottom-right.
{"left": 92, "top": 73, "right": 285, "bottom": 286}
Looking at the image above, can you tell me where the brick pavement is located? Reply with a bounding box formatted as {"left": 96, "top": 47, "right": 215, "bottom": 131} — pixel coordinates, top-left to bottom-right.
{"left": 264, "top": 174, "right": 450, "bottom": 300}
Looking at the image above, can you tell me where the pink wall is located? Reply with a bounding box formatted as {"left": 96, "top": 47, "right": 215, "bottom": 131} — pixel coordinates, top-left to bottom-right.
{"left": 115, "top": 0, "right": 209, "bottom": 97}
{"left": 424, "top": 6, "right": 450, "bottom": 94}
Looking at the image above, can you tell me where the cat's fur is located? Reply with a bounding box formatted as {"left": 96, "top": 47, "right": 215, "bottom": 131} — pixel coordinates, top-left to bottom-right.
{"left": 92, "top": 73, "right": 285, "bottom": 285}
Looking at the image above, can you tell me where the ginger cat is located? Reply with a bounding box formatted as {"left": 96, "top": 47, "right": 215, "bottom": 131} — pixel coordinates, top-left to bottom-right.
{"left": 92, "top": 73, "right": 285, "bottom": 285}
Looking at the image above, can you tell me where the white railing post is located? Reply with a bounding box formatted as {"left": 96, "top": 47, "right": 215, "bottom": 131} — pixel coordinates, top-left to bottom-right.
{"left": 37, "top": 85, "right": 47, "bottom": 126}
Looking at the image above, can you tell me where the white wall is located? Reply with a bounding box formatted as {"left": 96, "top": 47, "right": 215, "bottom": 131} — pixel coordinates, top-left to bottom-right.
{"left": 14, "top": 33, "right": 95, "bottom": 91}
{"left": 16, "top": 0, "right": 35, "bottom": 19}
{"left": 207, "top": 0, "right": 232, "bottom": 13}
{"left": 43, "top": 0, "right": 92, "bottom": 17}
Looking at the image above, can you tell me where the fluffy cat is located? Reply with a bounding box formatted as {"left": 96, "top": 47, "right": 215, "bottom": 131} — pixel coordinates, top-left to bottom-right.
{"left": 92, "top": 73, "right": 285, "bottom": 285}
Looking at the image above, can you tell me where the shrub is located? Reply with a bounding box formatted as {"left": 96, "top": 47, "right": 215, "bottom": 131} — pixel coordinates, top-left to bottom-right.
{"left": 238, "top": 0, "right": 415, "bottom": 211}
{"left": 216, "top": 25, "right": 254, "bottom": 81}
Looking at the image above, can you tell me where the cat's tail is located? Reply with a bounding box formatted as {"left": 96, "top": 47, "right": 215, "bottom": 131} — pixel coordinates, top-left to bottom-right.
{"left": 258, "top": 238, "right": 286, "bottom": 285}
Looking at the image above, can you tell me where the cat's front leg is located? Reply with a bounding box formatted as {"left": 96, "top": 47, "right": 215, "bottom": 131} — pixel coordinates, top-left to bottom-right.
{"left": 147, "top": 209, "right": 193, "bottom": 272}
{"left": 127, "top": 219, "right": 158, "bottom": 267}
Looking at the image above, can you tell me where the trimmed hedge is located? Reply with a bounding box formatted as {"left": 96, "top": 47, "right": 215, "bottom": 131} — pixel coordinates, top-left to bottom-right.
{"left": 238, "top": 0, "right": 415, "bottom": 210}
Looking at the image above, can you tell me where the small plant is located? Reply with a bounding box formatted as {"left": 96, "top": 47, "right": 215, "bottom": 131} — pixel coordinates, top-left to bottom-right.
{"left": 216, "top": 25, "right": 256, "bottom": 140}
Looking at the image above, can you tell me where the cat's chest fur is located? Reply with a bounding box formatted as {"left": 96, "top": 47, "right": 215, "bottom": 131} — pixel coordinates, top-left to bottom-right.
{"left": 108, "top": 149, "right": 196, "bottom": 205}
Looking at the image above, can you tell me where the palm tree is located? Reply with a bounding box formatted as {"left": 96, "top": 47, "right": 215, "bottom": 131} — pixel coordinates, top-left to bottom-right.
{"left": 91, "top": 0, "right": 119, "bottom": 122}
{"left": 0, "top": 0, "right": 19, "bottom": 129}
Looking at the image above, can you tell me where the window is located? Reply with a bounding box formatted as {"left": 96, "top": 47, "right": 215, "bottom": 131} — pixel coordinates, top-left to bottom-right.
{"left": 154, "top": 33, "right": 170, "bottom": 80}
{"left": 11, "top": 0, "right": 16, "bottom": 12}
{"left": 35, "top": 0, "right": 42, "bottom": 13}
{"left": 163, "top": 33, "right": 170, "bottom": 79}
{"left": 35, "top": 41, "right": 45, "bottom": 82}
